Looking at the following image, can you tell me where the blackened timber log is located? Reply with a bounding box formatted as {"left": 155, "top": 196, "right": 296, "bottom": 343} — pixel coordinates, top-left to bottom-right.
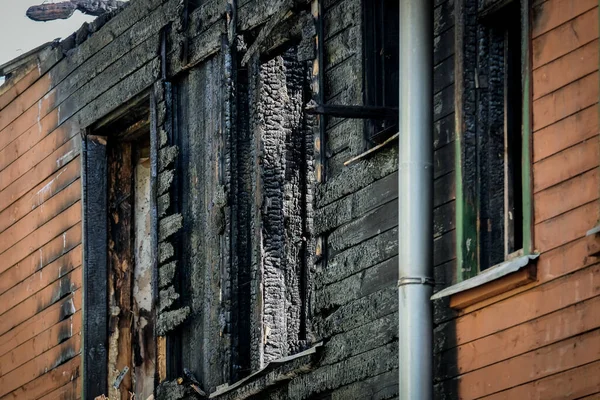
{"left": 26, "top": 0, "right": 126, "bottom": 22}
{"left": 304, "top": 101, "right": 399, "bottom": 120}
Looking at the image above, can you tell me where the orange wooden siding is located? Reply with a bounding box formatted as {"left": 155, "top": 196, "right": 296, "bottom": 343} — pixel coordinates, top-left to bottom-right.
{"left": 454, "top": 1, "right": 600, "bottom": 398}
{"left": 0, "top": 59, "right": 82, "bottom": 399}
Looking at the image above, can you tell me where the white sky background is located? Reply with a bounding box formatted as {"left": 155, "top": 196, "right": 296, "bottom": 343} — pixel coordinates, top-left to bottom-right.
{"left": 0, "top": 0, "right": 97, "bottom": 66}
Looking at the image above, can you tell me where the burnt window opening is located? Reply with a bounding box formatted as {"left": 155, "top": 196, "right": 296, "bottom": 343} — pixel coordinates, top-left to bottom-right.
{"left": 476, "top": 0, "right": 523, "bottom": 270}
{"left": 83, "top": 99, "right": 155, "bottom": 399}
{"left": 232, "top": 44, "right": 314, "bottom": 379}
{"left": 363, "top": 0, "right": 399, "bottom": 146}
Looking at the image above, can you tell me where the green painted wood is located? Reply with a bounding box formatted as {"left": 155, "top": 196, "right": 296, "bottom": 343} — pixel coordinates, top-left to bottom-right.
{"left": 521, "top": 0, "right": 533, "bottom": 254}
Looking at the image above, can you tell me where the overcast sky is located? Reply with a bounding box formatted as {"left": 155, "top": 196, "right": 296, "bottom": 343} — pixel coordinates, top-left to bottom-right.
{"left": 0, "top": 0, "right": 96, "bottom": 66}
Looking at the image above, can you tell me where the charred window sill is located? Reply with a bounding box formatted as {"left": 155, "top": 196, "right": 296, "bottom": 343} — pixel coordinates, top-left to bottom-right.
{"left": 431, "top": 254, "right": 538, "bottom": 309}
{"left": 209, "top": 342, "right": 323, "bottom": 400}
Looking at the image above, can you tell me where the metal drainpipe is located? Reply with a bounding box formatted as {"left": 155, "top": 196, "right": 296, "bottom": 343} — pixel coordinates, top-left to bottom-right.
{"left": 397, "top": 0, "right": 434, "bottom": 398}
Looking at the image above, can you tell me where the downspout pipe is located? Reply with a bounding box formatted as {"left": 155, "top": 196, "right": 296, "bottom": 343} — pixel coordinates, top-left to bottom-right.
{"left": 398, "top": 0, "right": 434, "bottom": 398}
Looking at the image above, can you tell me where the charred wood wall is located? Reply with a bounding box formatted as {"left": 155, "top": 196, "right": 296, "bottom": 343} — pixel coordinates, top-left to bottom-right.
{"left": 0, "top": 0, "right": 458, "bottom": 398}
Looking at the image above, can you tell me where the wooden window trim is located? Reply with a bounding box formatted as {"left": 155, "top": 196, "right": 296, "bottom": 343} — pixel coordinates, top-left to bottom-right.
{"left": 431, "top": 254, "right": 538, "bottom": 309}
{"left": 455, "top": 0, "right": 534, "bottom": 284}
{"left": 82, "top": 133, "right": 109, "bottom": 399}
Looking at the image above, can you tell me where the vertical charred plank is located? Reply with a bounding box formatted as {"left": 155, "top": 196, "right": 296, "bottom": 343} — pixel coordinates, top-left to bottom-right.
{"left": 150, "top": 87, "right": 160, "bottom": 390}
{"left": 82, "top": 134, "right": 109, "bottom": 399}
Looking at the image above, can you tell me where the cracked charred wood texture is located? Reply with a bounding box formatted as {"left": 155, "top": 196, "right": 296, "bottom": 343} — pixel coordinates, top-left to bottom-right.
{"left": 251, "top": 48, "right": 313, "bottom": 367}
{"left": 26, "top": 0, "right": 125, "bottom": 21}
{"left": 107, "top": 143, "right": 134, "bottom": 400}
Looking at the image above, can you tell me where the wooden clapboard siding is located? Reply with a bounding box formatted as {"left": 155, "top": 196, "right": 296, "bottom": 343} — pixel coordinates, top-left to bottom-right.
{"left": 0, "top": 355, "right": 81, "bottom": 400}
{"left": 0, "top": 311, "right": 81, "bottom": 377}
{"left": 0, "top": 65, "right": 41, "bottom": 111}
{"left": 305, "top": 1, "right": 455, "bottom": 397}
{"left": 0, "top": 1, "right": 174, "bottom": 398}
{"left": 443, "top": 1, "right": 600, "bottom": 398}
{"left": 533, "top": 105, "right": 597, "bottom": 162}
{"left": 38, "top": 378, "right": 81, "bottom": 400}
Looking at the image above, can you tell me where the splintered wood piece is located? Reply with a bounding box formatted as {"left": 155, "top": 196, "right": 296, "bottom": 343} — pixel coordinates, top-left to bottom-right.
{"left": 26, "top": 0, "right": 126, "bottom": 22}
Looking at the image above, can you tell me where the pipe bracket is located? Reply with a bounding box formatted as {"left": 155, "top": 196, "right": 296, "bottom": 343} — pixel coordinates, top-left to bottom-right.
{"left": 397, "top": 277, "right": 435, "bottom": 287}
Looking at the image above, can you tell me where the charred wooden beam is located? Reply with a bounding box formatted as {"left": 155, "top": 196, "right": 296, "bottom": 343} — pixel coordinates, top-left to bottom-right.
{"left": 304, "top": 101, "right": 399, "bottom": 120}
{"left": 26, "top": 0, "right": 126, "bottom": 22}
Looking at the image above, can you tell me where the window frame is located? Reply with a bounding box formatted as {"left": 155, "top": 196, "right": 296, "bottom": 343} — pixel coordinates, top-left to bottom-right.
{"left": 362, "top": 0, "right": 400, "bottom": 147}
{"left": 455, "top": 0, "right": 533, "bottom": 282}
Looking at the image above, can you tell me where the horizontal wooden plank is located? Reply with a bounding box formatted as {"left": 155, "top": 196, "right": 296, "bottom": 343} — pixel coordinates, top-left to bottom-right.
{"left": 324, "top": 26, "right": 360, "bottom": 72}
{"left": 0, "top": 136, "right": 81, "bottom": 213}
{"left": 434, "top": 56, "right": 455, "bottom": 94}
{"left": 316, "top": 256, "right": 397, "bottom": 311}
{"left": 0, "top": 105, "right": 40, "bottom": 153}
{"left": 533, "top": 105, "right": 597, "bottom": 163}
{"left": 0, "top": 33, "right": 160, "bottom": 165}
{"left": 532, "top": 7, "right": 598, "bottom": 69}
{"left": 325, "top": 118, "right": 363, "bottom": 156}
{"left": 0, "top": 75, "right": 51, "bottom": 136}
{"left": 434, "top": 172, "right": 455, "bottom": 207}
{"left": 288, "top": 342, "right": 398, "bottom": 400}
{"left": 482, "top": 359, "right": 600, "bottom": 400}
{"left": 38, "top": 378, "right": 81, "bottom": 400}
{"left": 0, "top": 354, "right": 81, "bottom": 400}
{"left": 456, "top": 329, "right": 600, "bottom": 399}
{"left": 0, "top": 290, "right": 80, "bottom": 359}
{"left": 434, "top": 84, "right": 454, "bottom": 122}
{"left": 0, "top": 334, "right": 80, "bottom": 397}
{"left": 434, "top": 229, "right": 456, "bottom": 266}
{"left": 0, "top": 109, "right": 59, "bottom": 173}
{"left": 324, "top": 55, "right": 361, "bottom": 103}
{"left": 317, "top": 286, "right": 397, "bottom": 338}
{"left": 328, "top": 200, "right": 397, "bottom": 254}
{"left": 0, "top": 66, "right": 41, "bottom": 111}
{"left": 534, "top": 168, "right": 598, "bottom": 223}
{"left": 532, "top": 0, "right": 597, "bottom": 38}
{"left": 0, "top": 267, "right": 81, "bottom": 337}
{"left": 434, "top": 142, "right": 455, "bottom": 179}
{"left": 535, "top": 200, "right": 598, "bottom": 253}
{"left": 533, "top": 138, "right": 597, "bottom": 193}
{"left": 449, "top": 263, "right": 600, "bottom": 350}
{"left": 0, "top": 223, "right": 81, "bottom": 296}
{"left": 58, "top": 39, "right": 160, "bottom": 127}
{"left": 317, "top": 145, "right": 397, "bottom": 207}
{"left": 0, "top": 202, "right": 81, "bottom": 276}
{"left": 318, "top": 227, "right": 397, "bottom": 288}
{"left": 0, "top": 246, "right": 81, "bottom": 316}
{"left": 434, "top": 0, "right": 454, "bottom": 37}
{"left": 439, "top": 294, "right": 600, "bottom": 381}
{"left": 0, "top": 158, "right": 80, "bottom": 234}
{"left": 321, "top": 312, "right": 397, "bottom": 367}
{"left": 330, "top": 369, "right": 398, "bottom": 400}
{"left": 0, "top": 311, "right": 81, "bottom": 377}
{"left": 0, "top": 182, "right": 80, "bottom": 254}
{"left": 75, "top": 57, "right": 160, "bottom": 129}
{"left": 434, "top": 26, "right": 454, "bottom": 65}
{"left": 434, "top": 113, "right": 455, "bottom": 150}
{"left": 316, "top": 171, "right": 397, "bottom": 234}
{"left": 533, "top": 71, "right": 598, "bottom": 132}
{"left": 533, "top": 40, "right": 598, "bottom": 100}
{"left": 434, "top": 201, "right": 455, "bottom": 238}
{"left": 324, "top": 0, "right": 359, "bottom": 41}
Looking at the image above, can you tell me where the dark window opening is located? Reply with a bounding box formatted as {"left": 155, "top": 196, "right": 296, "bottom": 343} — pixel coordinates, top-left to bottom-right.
{"left": 477, "top": 1, "right": 523, "bottom": 270}
{"left": 363, "top": 0, "right": 400, "bottom": 146}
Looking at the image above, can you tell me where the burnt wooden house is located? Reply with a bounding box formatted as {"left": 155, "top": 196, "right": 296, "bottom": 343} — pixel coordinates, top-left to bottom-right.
{"left": 0, "top": 0, "right": 598, "bottom": 398}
